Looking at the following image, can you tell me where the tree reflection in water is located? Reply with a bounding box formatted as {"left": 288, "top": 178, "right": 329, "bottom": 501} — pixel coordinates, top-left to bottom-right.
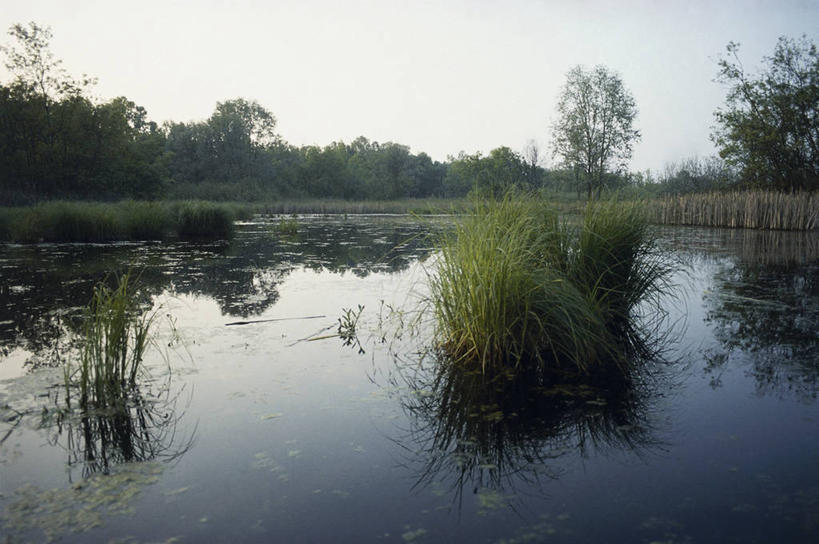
{"left": 0, "top": 216, "right": 439, "bottom": 369}
{"left": 696, "top": 229, "right": 819, "bottom": 400}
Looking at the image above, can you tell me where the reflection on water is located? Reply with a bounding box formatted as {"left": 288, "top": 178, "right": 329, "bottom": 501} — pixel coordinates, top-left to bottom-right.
{"left": 1, "top": 218, "right": 818, "bottom": 543}
{"left": 0, "top": 216, "right": 439, "bottom": 370}
{"left": 46, "top": 381, "right": 196, "bottom": 480}
{"left": 661, "top": 227, "right": 819, "bottom": 400}
{"left": 390, "top": 350, "right": 663, "bottom": 510}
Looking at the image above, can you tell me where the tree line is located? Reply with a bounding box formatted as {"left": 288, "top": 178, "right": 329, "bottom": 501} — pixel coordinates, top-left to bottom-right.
{"left": 1, "top": 23, "right": 816, "bottom": 205}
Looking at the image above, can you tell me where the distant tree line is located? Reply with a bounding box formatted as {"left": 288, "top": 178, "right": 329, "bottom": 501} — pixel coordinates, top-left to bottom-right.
{"left": 0, "top": 23, "right": 815, "bottom": 205}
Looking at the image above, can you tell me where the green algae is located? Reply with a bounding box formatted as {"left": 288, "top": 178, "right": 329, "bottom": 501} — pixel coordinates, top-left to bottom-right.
{"left": 1, "top": 461, "right": 163, "bottom": 542}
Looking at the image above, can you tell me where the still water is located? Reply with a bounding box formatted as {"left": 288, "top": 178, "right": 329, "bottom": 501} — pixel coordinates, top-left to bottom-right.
{"left": 1, "top": 216, "right": 817, "bottom": 543}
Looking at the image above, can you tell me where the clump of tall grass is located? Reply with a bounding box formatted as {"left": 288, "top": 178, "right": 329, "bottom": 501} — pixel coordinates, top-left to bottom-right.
{"left": 64, "top": 273, "right": 158, "bottom": 412}
{"left": 275, "top": 216, "right": 300, "bottom": 235}
{"left": 427, "top": 196, "right": 674, "bottom": 378}
{"left": 572, "top": 201, "right": 675, "bottom": 362}
{"left": 173, "top": 201, "right": 236, "bottom": 240}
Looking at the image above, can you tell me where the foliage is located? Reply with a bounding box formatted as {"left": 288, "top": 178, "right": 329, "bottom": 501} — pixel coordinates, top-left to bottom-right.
{"left": 552, "top": 65, "right": 641, "bottom": 199}
{"left": 656, "top": 155, "right": 737, "bottom": 194}
{"left": 442, "top": 147, "right": 534, "bottom": 197}
{"left": 713, "top": 36, "right": 819, "bottom": 190}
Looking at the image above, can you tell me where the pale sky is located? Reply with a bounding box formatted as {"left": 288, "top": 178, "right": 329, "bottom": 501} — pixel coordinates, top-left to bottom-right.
{"left": 1, "top": 0, "right": 817, "bottom": 173}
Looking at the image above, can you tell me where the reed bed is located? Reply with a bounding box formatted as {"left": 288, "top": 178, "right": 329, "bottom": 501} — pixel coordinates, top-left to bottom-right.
{"left": 650, "top": 191, "right": 818, "bottom": 230}
{"left": 427, "top": 196, "right": 674, "bottom": 378}
{"left": 0, "top": 200, "right": 250, "bottom": 242}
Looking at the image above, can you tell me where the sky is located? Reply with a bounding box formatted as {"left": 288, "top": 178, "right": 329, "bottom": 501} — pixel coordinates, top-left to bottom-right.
{"left": 1, "top": 0, "right": 818, "bottom": 173}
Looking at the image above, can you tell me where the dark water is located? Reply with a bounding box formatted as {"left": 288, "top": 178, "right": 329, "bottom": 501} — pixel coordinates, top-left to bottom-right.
{"left": 1, "top": 217, "right": 817, "bottom": 543}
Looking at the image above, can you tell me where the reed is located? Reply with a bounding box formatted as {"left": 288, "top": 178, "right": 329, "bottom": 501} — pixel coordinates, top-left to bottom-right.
{"left": 0, "top": 200, "right": 246, "bottom": 242}
{"left": 427, "top": 195, "right": 674, "bottom": 377}
{"left": 64, "top": 273, "right": 157, "bottom": 412}
{"left": 650, "top": 190, "right": 818, "bottom": 230}
{"left": 172, "top": 201, "right": 236, "bottom": 240}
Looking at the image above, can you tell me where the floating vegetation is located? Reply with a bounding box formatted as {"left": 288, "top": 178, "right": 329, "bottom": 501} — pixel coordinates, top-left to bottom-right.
{"left": 0, "top": 462, "right": 163, "bottom": 542}
{"left": 338, "top": 305, "right": 365, "bottom": 353}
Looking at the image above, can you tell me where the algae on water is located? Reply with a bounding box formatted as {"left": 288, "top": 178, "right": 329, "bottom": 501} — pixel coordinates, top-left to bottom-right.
{"left": 0, "top": 461, "right": 163, "bottom": 542}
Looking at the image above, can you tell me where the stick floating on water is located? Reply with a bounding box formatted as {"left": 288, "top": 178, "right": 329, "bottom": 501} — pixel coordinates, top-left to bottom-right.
{"left": 225, "top": 315, "right": 326, "bottom": 326}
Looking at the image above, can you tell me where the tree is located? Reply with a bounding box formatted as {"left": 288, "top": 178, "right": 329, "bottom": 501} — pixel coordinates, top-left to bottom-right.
{"left": 712, "top": 36, "right": 819, "bottom": 190}
{"left": 552, "top": 65, "right": 640, "bottom": 198}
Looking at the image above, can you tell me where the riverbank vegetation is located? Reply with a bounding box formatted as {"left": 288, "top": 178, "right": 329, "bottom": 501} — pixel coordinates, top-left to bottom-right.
{"left": 0, "top": 201, "right": 249, "bottom": 242}
{"left": 649, "top": 190, "right": 818, "bottom": 230}
{"left": 427, "top": 196, "right": 675, "bottom": 379}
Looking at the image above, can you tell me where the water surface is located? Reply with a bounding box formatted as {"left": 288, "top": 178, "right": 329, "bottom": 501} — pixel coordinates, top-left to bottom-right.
{"left": 1, "top": 217, "right": 817, "bottom": 543}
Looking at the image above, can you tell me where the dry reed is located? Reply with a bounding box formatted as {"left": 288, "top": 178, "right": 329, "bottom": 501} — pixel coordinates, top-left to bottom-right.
{"left": 650, "top": 191, "right": 817, "bottom": 230}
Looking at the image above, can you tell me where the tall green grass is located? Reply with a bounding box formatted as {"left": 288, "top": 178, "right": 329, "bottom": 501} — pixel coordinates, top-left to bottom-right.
{"left": 172, "top": 201, "right": 235, "bottom": 240}
{"left": 427, "top": 196, "right": 674, "bottom": 377}
{"left": 0, "top": 200, "right": 249, "bottom": 242}
{"left": 64, "top": 273, "right": 157, "bottom": 411}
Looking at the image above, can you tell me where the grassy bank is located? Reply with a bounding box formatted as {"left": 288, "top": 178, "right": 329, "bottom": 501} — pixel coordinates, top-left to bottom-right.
{"left": 649, "top": 190, "right": 818, "bottom": 230}
{"left": 256, "top": 198, "right": 471, "bottom": 215}
{"left": 0, "top": 201, "right": 252, "bottom": 243}
{"left": 428, "top": 196, "right": 674, "bottom": 378}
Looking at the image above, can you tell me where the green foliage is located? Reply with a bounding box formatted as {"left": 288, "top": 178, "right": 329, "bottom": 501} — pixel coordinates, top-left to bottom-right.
{"left": 64, "top": 273, "right": 157, "bottom": 412}
{"left": 443, "top": 147, "right": 531, "bottom": 197}
{"left": 713, "top": 36, "right": 819, "bottom": 190}
{"left": 552, "top": 65, "right": 641, "bottom": 199}
{"left": 428, "top": 195, "right": 674, "bottom": 377}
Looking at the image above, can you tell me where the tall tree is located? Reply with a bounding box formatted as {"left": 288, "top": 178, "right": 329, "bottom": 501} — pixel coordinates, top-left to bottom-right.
{"left": 551, "top": 65, "right": 640, "bottom": 198}
{"left": 712, "top": 36, "right": 819, "bottom": 190}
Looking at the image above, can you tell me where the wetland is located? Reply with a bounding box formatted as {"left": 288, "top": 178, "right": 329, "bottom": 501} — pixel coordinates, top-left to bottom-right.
{"left": 1, "top": 214, "right": 818, "bottom": 543}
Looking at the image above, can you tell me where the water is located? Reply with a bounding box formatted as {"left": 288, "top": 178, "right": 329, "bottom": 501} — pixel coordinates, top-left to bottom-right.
{"left": 1, "top": 216, "right": 817, "bottom": 543}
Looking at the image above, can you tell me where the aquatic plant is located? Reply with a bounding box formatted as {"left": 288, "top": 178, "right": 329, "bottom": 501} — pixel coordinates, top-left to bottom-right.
{"left": 650, "top": 190, "right": 818, "bottom": 230}
{"left": 173, "top": 201, "right": 236, "bottom": 240}
{"left": 0, "top": 200, "right": 248, "bottom": 242}
{"left": 275, "top": 216, "right": 300, "bottom": 235}
{"left": 571, "top": 200, "right": 676, "bottom": 364}
{"left": 427, "top": 195, "right": 674, "bottom": 376}
{"left": 64, "top": 273, "right": 158, "bottom": 412}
